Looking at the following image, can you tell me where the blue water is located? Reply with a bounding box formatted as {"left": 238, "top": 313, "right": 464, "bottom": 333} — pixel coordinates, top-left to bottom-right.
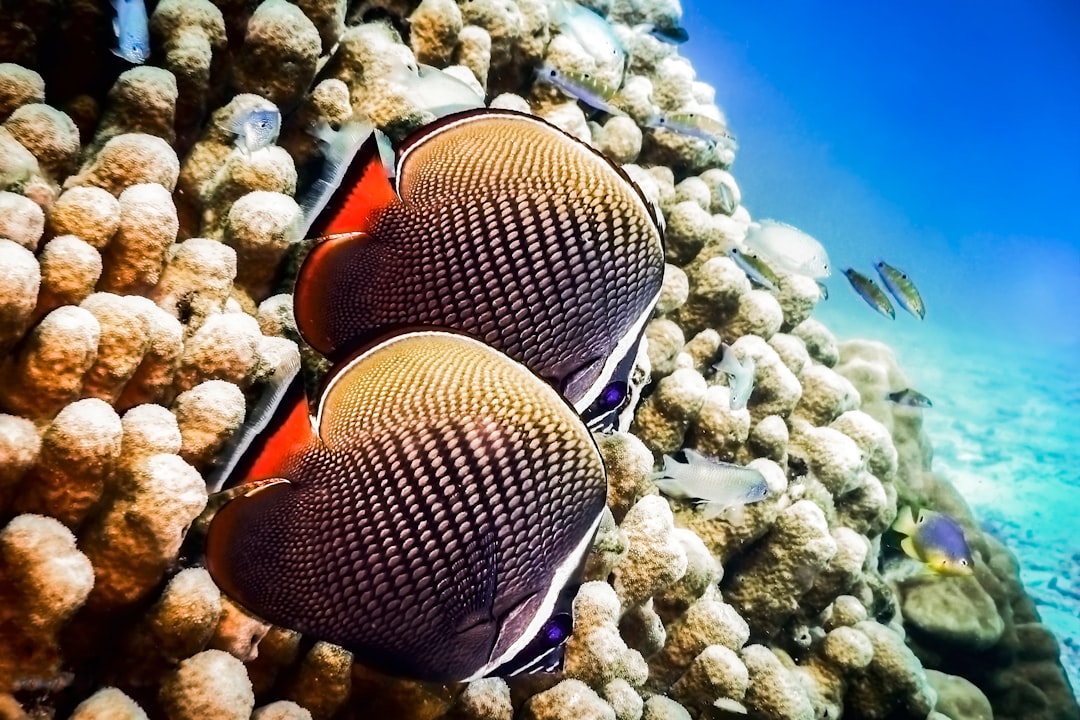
{"left": 677, "top": 0, "right": 1080, "bottom": 692}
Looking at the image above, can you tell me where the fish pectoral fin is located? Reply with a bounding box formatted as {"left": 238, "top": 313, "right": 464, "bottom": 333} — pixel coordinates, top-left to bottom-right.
{"left": 490, "top": 590, "right": 542, "bottom": 663}
{"left": 293, "top": 231, "right": 373, "bottom": 358}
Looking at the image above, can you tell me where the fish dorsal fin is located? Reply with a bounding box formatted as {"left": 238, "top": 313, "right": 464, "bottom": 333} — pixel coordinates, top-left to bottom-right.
{"left": 204, "top": 351, "right": 312, "bottom": 492}
{"left": 301, "top": 120, "right": 396, "bottom": 238}
{"left": 292, "top": 231, "right": 372, "bottom": 358}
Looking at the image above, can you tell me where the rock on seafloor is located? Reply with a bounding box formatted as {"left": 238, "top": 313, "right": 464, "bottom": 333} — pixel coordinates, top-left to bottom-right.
{"left": 0, "top": 3, "right": 1077, "bottom": 720}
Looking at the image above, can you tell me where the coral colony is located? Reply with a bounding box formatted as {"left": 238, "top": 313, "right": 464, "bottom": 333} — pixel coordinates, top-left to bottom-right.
{"left": 0, "top": 0, "right": 1077, "bottom": 718}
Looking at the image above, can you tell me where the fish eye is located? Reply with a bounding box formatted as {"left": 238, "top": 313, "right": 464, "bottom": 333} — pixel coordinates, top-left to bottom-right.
{"left": 597, "top": 381, "right": 629, "bottom": 412}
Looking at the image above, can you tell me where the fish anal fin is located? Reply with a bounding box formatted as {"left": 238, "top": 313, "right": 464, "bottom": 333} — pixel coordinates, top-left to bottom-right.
{"left": 205, "top": 478, "right": 291, "bottom": 610}
{"left": 293, "top": 231, "right": 371, "bottom": 357}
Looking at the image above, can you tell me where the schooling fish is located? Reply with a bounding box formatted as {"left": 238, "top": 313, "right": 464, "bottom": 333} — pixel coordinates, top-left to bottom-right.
{"left": 205, "top": 330, "right": 608, "bottom": 682}
{"left": 645, "top": 111, "right": 734, "bottom": 148}
{"left": 220, "top": 107, "right": 282, "bottom": 155}
{"left": 652, "top": 448, "right": 770, "bottom": 520}
{"left": 843, "top": 268, "right": 895, "bottom": 319}
{"left": 713, "top": 343, "right": 755, "bottom": 411}
{"left": 744, "top": 220, "right": 831, "bottom": 280}
{"left": 550, "top": 0, "right": 626, "bottom": 70}
{"left": 727, "top": 247, "right": 779, "bottom": 291}
{"left": 891, "top": 506, "right": 974, "bottom": 576}
{"left": 294, "top": 108, "right": 665, "bottom": 420}
{"left": 535, "top": 64, "right": 624, "bottom": 116}
{"left": 875, "top": 260, "right": 925, "bottom": 319}
{"left": 887, "top": 388, "right": 933, "bottom": 408}
{"left": 111, "top": 0, "right": 149, "bottom": 64}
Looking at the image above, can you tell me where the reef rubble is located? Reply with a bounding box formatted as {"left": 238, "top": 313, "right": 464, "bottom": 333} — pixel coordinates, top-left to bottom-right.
{"left": 0, "top": 0, "right": 1078, "bottom": 718}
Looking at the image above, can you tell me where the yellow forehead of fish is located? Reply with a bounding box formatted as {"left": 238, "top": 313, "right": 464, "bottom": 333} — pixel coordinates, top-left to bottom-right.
{"left": 394, "top": 111, "right": 661, "bottom": 238}
{"left": 316, "top": 331, "right": 600, "bottom": 455}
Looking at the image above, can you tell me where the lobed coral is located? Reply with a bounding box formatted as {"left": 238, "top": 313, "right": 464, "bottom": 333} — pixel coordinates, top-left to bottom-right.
{"left": 0, "top": 1, "right": 1077, "bottom": 719}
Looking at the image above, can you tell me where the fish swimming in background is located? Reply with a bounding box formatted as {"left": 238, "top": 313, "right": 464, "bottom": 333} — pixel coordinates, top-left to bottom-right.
{"left": 652, "top": 448, "right": 770, "bottom": 520}
{"left": 843, "top": 268, "right": 895, "bottom": 319}
{"left": 205, "top": 330, "right": 608, "bottom": 682}
{"left": 891, "top": 506, "right": 974, "bottom": 576}
{"left": 727, "top": 247, "right": 779, "bottom": 291}
{"left": 535, "top": 64, "right": 624, "bottom": 116}
{"left": 395, "top": 63, "right": 486, "bottom": 118}
{"left": 111, "top": 0, "right": 149, "bottom": 64}
{"left": 645, "top": 111, "right": 735, "bottom": 149}
{"left": 220, "top": 107, "right": 282, "bottom": 155}
{"left": 875, "top": 260, "right": 926, "bottom": 319}
{"left": 744, "top": 220, "right": 831, "bottom": 279}
{"left": 549, "top": 0, "right": 626, "bottom": 70}
{"left": 887, "top": 388, "right": 933, "bottom": 408}
{"left": 635, "top": 22, "right": 690, "bottom": 44}
{"left": 712, "top": 342, "right": 755, "bottom": 411}
{"left": 293, "top": 108, "right": 665, "bottom": 423}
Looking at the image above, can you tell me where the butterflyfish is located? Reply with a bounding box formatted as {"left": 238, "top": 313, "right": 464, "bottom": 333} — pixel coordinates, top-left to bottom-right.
{"left": 891, "top": 506, "right": 974, "bottom": 576}
{"left": 205, "top": 330, "right": 608, "bottom": 682}
{"left": 843, "top": 268, "right": 895, "bottom": 319}
{"left": 874, "top": 260, "right": 925, "bottom": 319}
{"left": 652, "top": 448, "right": 770, "bottom": 520}
{"left": 293, "top": 108, "right": 665, "bottom": 421}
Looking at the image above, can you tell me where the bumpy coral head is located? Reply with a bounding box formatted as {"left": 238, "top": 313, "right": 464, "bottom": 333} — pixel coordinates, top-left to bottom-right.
{"left": 205, "top": 329, "right": 608, "bottom": 682}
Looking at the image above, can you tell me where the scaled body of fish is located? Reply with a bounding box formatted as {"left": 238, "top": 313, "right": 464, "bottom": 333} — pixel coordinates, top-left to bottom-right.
{"left": 205, "top": 330, "right": 608, "bottom": 682}
{"left": 744, "top": 220, "right": 831, "bottom": 279}
{"left": 875, "top": 260, "right": 925, "bottom": 319}
{"left": 294, "top": 109, "right": 665, "bottom": 423}
{"left": 891, "top": 506, "right": 973, "bottom": 575}
{"left": 221, "top": 107, "right": 282, "bottom": 155}
{"left": 111, "top": 0, "right": 149, "bottom": 64}
{"left": 645, "top": 111, "right": 734, "bottom": 148}
{"left": 712, "top": 343, "right": 755, "bottom": 411}
{"left": 652, "top": 448, "right": 770, "bottom": 519}
{"left": 536, "top": 64, "right": 624, "bottom": 116}
{"left": 843, "top": 268, "right": 895, "bottom": 319}
{"left": 727, "top": 247, "right": 779, "bottom": 291}
{"left": 550, "top": 0, "right": 626, "bottom": 70}
{"left": 887, "top": 388, "right": 932, "bottom": 408}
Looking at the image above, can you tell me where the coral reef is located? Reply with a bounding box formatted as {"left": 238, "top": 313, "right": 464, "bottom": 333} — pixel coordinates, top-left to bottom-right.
{"left": 0, "top": 1, "right": 1077, "bottom": 719}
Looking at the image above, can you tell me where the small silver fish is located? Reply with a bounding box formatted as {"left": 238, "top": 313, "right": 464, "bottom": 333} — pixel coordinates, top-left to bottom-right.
{"left": 887, "top": 388, "right": 932, "bottom": 408}
{"left": 875, "top": 260, "right": 925, "bottom": 319}
{"left": 111, "top": 0, "right": 149, "bottom": 64}
{"left": 843, "top": 268, "right": 895, "bottom": 319}
{"left": 536, "top": 64, "right": 623, "bottom": 115}
{"left": 223, "top": 108, "right": 282, "bottom": 155}
{"left": 727, "top": 247, "right": 779, "bottom": 291}
{"left": 645, "top": 112, "right": 734, "bottom": 148}
{"left": 550, "top": 0, "right": 626, "bottom": 70}
{"left": 712, "top": 343, "right": 755, "bottom": 411}
{"left": 744, "top": 220, "right": 831, "bottom": 279}
{"left": 652, "top": 448, "right": 770, "bottom": 519}
{"left": 396, "top": 63, "right": 485, "bottom": 118}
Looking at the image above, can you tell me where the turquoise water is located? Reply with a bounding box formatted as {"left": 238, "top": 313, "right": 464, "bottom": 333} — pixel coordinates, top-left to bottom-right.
{"left": 820, "top": 306, "right": 1080, "bottom": 690}
{"left": 676, "top": 0, "right": 1080, "bottom": 692}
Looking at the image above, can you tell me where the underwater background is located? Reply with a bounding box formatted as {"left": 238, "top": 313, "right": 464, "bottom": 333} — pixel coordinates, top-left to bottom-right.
{"left": 680, "top": 0, "right": 1080, "bottom": 691}
{"left": 1, "top": 0, "right": 1079, "bottom": 716}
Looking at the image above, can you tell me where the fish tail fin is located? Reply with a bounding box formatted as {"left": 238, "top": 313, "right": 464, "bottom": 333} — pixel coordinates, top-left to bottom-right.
{"left": 899, "top": 536, "right": 921, "bottom": 562}
{"left": 205, "top": 355, "right": 313, "bottom": 492}
{"left": 892, "top": 505, "right": 917, "bottom": 536}
{"left": 299, "top": 120, "right": 391, "bottom": 238}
